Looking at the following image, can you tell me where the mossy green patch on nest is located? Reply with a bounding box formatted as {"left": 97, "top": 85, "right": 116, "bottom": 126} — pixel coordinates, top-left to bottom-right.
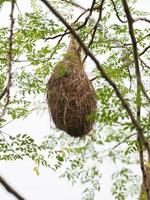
{"left": 47, "top": 37, "right": 96, "bottom": 137}
{"left": 54, "top": 63, "right": 70, "bottom": 79}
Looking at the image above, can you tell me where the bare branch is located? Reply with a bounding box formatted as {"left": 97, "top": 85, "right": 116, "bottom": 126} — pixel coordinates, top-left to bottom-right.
{"left": 60, "top": 0, "right": 86, "bottom": 11}
{"left": 141, "top": 84, "right": 150, "bottom": 103}
{"left": 138, "top": 137, "right": 150, "bottom": 200}
{"left": 122, "top": 0, "right": 150, "bottom": 108}
{"left": 0, "top": 176, "right": 25, "bottom": 200}
{"left": 15, "top": 0, "right": 22, "bottom": 15}
{"left": 134, "top": 17, "right": 150, "bottom": 24}
{"left": 122, "top": 0, "right": 150, "bottom": 199}
{"left": 45, "top": 9, "right": 88, "bottom": 41}
{"left": 0, "top": 88, "right": 7, "bottom": 101}
{"left": 0, "top": 0, "right": 15, "bottom": 120}
{"left": 76, "top": 0, "right": 97, "bottom": 31}
{"left": 90, "top": 76, "right": 100, "bottom": 82}
{"left": 140, "top": 58, "right": 150, "bottom": 70}
{"left": 47, "top": 29, "right": 68, "bottom": 61}
{"left": 112, "top": 133, "right": 136, "bottom": 150}
{"left": 83, "top": 0, "right": 105, "bottom": 62}
{"left": 110, "top": 0, "right": 127, "bottom": 23}
{"left": 139, "top": 45, "right": 150, "bottom": 57}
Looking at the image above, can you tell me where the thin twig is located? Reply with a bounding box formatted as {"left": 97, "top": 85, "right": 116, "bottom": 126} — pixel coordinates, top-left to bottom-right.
{"left": 60, "top": 0, "right": 86, "bottom": 11}
{"left": 139, "top": 45, "right": 150, "bottom": 57}
{"left": 45, "top": 9, "right": 88, "bottom": 41}
{"left": 110, "top": 0, "right": 127, "bottom": 23}
{"left": 112, "top": 133, "right": 136, "bottom": 150}
{"left": 15, "top": 0, "right": 22, "bottom": 15}
{"left": 90, "top": 76, "right": 100, "bottom": 81}
{"left": 77, "top": 0, "right": 97, "bottom": 30}
{"left": 141, "top": 85, "right": 150, "bottom": 103}
{"left": 140, "top": 58, "right": 150, "bottom": 70}
{"left": 47, "top": 29, "right": 68, "bottom": 61}
{"left": 83, "top": 0, "right": 105, "bottom": 62}
{"left": 0, "top": 88, "right": 7, "bottom": 101}
{"left": 0, "top": 176, "right": 25, "bottom": 200}
{"left": 0, "top": 119, "right": 14, "bottom": 129}
{"left": 134, "top": 17, "right": 150, "bottom": 24}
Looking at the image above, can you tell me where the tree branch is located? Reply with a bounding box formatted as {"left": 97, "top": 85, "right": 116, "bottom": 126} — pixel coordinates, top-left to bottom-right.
{"left": 122, "top": 0, "right": 150, "bottom": 109}
{"left": 139, "top": 45, "right": 150, "bottom": 57}
{"left": 83, "top": 0, "right": 105, "bottom": 62}
{"left": 0, "top": 176, "right": 25, "bottom": 200}
{"left": 60, "top": 0, "right": 86, "bottom": 11}
{"left": 77, "top": 0, "right": 97, "bottom": 30}
{"left": 140, "top": 58, "right": 150, "bottom": 70}
{"left": 134, "top": 17, "right": 150, "bottom": 24}
{"left": 45, "top": 8, "right": 88, "bottom": 41}
{"left": 138, "top": 136, "right": 149, "bottom": 200}
{"left": 122, "top": 0, "right": 150, "bottom": 199}
{"left": 0, "top": 0, "right": 15, "bottom": 120}
{"left": 110, "top": 0, "right": 127, "bottom": 23}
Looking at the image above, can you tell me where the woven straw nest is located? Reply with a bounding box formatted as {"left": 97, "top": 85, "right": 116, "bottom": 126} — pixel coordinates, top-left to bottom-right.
{"left": 140, "top": 164, "right": 150, "bottom": 199}
{"left": 47, "top": 36, "right": 96, "bottom": 137}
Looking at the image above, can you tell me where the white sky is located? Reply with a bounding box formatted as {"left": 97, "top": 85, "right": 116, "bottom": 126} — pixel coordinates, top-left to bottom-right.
{"left": 0, "top": 0, "right": 150, "bottom": 200}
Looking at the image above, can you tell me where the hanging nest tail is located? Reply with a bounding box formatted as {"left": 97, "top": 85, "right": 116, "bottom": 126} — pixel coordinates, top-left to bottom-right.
{"left": 47, "top": 36, "right": 97, "bottom": 137}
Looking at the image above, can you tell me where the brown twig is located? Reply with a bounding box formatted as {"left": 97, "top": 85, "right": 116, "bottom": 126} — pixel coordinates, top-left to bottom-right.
{"left": 0, "top": 0, "right": 15, "bottom": 119}
{"left": 45, "top": 8, "right": 88, "bottom": 41}
{"left": 134, "top": 17, "right": 150, "bottom": 24}
{"left": 140, "top": 58, "right": 150, "bottom": 70}
{"left": 112, "top": 133, "right": 136, "bottom": 150}
{"left": 60, "top": 0, "right": 86, "bottom": 11}
{"left": 139, "top": 45, "right": 150, "bottom": 57}
{"left": 90, "top": 76, "right": 100, "bottom": 82}
{"left": 138, "top": 136, "right": 149, "bottom": 199}
{"left": 110, "top": 0, "right": 127, "bottom": 23}
{"left": 0, "top": 176, "right": 25, "bottom": 200}
{"left": 83, "top": 0, "right": 105, "bottom": 62}
{"left": 77, "top": 0, "right": 97, "bottom": 30}
{"left": 122, "top": 0, "right": 150, "bottom": 107}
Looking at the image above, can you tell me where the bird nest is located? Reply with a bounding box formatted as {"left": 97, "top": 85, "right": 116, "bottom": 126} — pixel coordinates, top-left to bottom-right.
{"left": 47, "top": 37, "right": 96, "bottom": 137}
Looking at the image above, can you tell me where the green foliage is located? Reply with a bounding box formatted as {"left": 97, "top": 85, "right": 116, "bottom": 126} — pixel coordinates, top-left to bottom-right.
{"left": 112, "top": 168, "right": 140, "bottom": 200}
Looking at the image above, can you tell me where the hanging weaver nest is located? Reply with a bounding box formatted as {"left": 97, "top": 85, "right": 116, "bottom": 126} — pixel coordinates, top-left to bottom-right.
{"left": 47, "top": 36, "right": 96, "bottom": 137}
{"left": 139, "top": 164, "right": 150, "bottom": 199}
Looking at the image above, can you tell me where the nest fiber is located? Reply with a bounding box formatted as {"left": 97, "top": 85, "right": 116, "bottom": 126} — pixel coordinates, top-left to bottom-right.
{"left": 47, "top": 37, "right": 96, "bottom": 137}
